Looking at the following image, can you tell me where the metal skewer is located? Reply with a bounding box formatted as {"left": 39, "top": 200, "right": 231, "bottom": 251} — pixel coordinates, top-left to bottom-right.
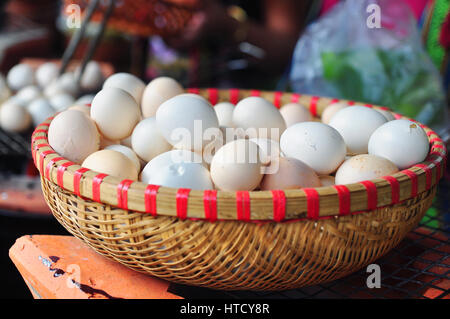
{"left": 59, "top": 0, "right": 116, "bottom": 89}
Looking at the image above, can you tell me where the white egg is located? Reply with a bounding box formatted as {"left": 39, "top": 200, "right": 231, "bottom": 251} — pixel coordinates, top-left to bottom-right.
{"left": 145, "top": 161, "right": 213, "bottom": 190}
{"left": 7, "top": 64, "right": 34, "bottom": 91}
{"left": 44, "top": 73, "right": 78, "bottom": 97}
{"left": 57, "top": 73, "right": 79, "bottom": 96}
{"left": 214, "top": 102, "right": 235, "bottom": 127}
{"left": 249, "top": 137, "right": 281, "bottom": 166}
{"left": 368, "top": 119, "right": 429, "bottom": 169}
{"left": 68, "top": 104, "right": 91, "bottom": 117}
{"left": 27, "top": 98, "right": 55, "bottom": 126}
{"left": 210, "top": 139, "right": 263, "bottom": 191}
{"left": 141, "top": 149, "right": 204, "bottom": 182}
{"left": 280, "top": 122, "right": 346, "bottom": 175}
{"left": 103, "top": 73, "right": 145, "bottom": 104}
{"left": 141, "top": 77, "right": 184, "bottom": 118}
{"left": 335, "top": 154, "right": 399, "bottom": 184}
{"left": 49, "top": 93, "right": 75, "bottom": 112}
{"left": 376, "top": 108, "right": 395, "bottom": 121}
{"left": 75, "top": 94, "right": 95, "bottom": 105}
{"left": 44, "top": 80, "right": 67, "bottom": 97}
{"left": 120, "top": 135, "right": 132, "bottom": 148}
{"left": 91, "top": 87, "right": 141, "bottom": 140}
{"left": 48, "top": 110, "right": 100, "bottom": 164}
{"left": 76, "top": 61, "right": 104, "bottom": 91}
{"left": 36, "top": 62, "right": 59, "bottom": 88}
{"left": 279, "top": 103, "right": 312, "bottom": 127}
{"left": 131, "top": 117, "right": 172, "bottom": 162}
{"left": 15, "top": 85, "right": 41, "bottom": 105}
{"left": 329, "top": 106, "right": 387, "bottom": 154}
{"left": 156, "top": 94, "right": 219, "bottom": 152}
{"left": 0, "top": 100, "right": 32, "bottom": 132}
{"left": 321, "top": 102, "right": 348, "bottom": 124}
{"left": 82, "top": 149, "right": 138, "bottom": 180}
{"left": 232, "top": 96, "right": 286, "bottom": 141}
{"left": 260, "top": 157, "right": 320, "bottom": 190}
{"left": 105, "top": 144, "right": 141, "bottom": 172}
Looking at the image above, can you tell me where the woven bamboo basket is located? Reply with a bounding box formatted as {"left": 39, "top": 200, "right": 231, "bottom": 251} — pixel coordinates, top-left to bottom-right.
{"left": 32, "top": 89, "right": 447, "bottom": 291}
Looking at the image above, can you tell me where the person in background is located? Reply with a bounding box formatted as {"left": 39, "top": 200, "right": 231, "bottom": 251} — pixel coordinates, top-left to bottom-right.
{"left": 149, "top": 0, "right": 317, "bottom": 89}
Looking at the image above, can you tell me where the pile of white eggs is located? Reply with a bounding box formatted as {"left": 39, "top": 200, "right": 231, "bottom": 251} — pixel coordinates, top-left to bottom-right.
{"left": 46, "top": 74, "right": 430, "bottom": 192}
{"left": 0, "top": 61, "right": 104, "bottom": 133}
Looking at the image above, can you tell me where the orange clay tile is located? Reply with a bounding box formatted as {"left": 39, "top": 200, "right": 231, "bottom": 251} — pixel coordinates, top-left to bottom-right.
{"left": 9, "top": 235, "right": 182, "bottom": 299}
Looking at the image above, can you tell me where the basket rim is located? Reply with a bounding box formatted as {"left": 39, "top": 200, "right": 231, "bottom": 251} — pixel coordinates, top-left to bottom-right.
{"left": 32, "top": 89, "right": 448, "bottom": 222}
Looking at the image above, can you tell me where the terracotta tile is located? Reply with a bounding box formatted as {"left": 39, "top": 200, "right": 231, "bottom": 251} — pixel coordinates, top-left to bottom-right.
{"left": 9, "top": 235, "right": 183, "bottom": 299}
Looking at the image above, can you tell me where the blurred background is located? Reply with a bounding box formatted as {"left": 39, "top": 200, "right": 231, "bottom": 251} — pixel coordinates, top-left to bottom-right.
{"left": 0, "top": 0, "right": 448, "bottom": 298}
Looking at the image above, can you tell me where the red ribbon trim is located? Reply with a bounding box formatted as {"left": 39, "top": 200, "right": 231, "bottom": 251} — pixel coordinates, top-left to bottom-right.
{"left": 176, "top": 188, "right": 191, "bottom": 220}
{"left": 57, "top": 161, "right": 74, "bottom": 188}
{"left": 333, "top": 185, "right": 351, "bottom": 215}
{"left": 144, "top": 185, "right": 160, "bottom": 216}
{"left": 381, "top": 176, "right": 400, "bottom": 204}
{"left": 273, "top": 91, "right": 282, "bottom": 108}
{"left": 402, "top": 170, "right": 418, "bottom": 198}
{"left": 271, "top": 190, "right": 286, "bottom": 222}
{"left": 236, "top": 191, "right": 251, "bottom": 221}
{"left": 309, "top": 96, "right": 319, "bottom": 117}
{"left": 203, "top": 190, "right": 218, "bottom": 222}
{"left": 230, "top": 88, "right": 240, "bottom": 104}
{"left": 92, "top": 174, "right": 108, "bottom": 202}
{"left": 303, "top": 188, "right": 319, "bottom": 219}
{"left": 207, "top": 88, "right": 218, "bottom": 105}
{"left": 117, "top": 179, "right": 134, "bottom": 210}
{"left": 360, "top": 181, "right": 378, "bottom": 210}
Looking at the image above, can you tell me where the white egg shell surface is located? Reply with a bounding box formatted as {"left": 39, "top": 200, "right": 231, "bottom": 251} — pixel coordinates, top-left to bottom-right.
{"left": 279, "top": 103, "right": 312, "bottom": 127}
{"left": 335, "top": 154, "right": 399, "bottom": 185}
{"left": 36, "top": 62, "right": 59, "bottom": 88}
{"left": 16, "top": 85, "right": 41, "bottom": 105}
{"left": 368, "top": 119, "right": 429, "bottom": 170}
{"left": 82, "top": 149, "right": 138, "bottom": 180}
{"left": 329, "top": 106, "right": 387, "bottom": 154}
{"left": 77, "top": 61, "right": 104, "bottom": 91}
{"left": 141, "top": 149, "right": 205, "bottom": 183}
{"left": 7, "top": 64, "right": 34, "bottom": 91}
{"left": 232, "top": 96, "right": 286, "bottom": 141}
{"left": 49, "top": 93, "right": 75, "bottom": 112}
{"left": 121, "top": 135, "right": 132, "bottom": 148}
{"left": 321, "top": 102, "right": 348, "bottom": 124}
{"left": 68, "top": 104, "right": 91, "bottom": 117}
{"left": 27, "top": 98, "right": 55, "bottom": 127}
{"left": 0, "top": 100, "right": 32, "bottom": 132}
{"left": 146, "top": 162, "right": 213, "bottom": 190}
{"left": 249, "top": 137, "right": 281, "bottom": 166}
{"left": 156, "top": 94, "right": 219, "bottom": 152}
{"left": 260, "top": 157, "right": 320, "bottom": 190}
{"left": 214, "top": 102, "right": 235, "bottom": 127}
{"left": 376, "top": 108, "right": 395, "bottom": 121}
{"left": 91, "top": 87, "right": 141, "bottom": 140}
{"left": 131, "top": 117, "right": 172, "bottom": 162}
{"left": 210, "top": 139, "right": 263, "bottom": 191}
{"left": 55, "top": 73, "right": 78, "bottom": 97}
{"left": 141, "top": 77, "right": 184, "bottom": 118}
{"left": 103, "top": 73, "right": 145, "bottom": 104}
{"left": 280, "top": 122, "right": 346, "bottom": 175}
{"left": 75, "top": 94, "right": 95, "bottom": 105}
{"left": 105, "top": 144, "right": 141, "bottom": 171}
{"left": 48, "top": 110, "right": 100, "bottom": 164}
